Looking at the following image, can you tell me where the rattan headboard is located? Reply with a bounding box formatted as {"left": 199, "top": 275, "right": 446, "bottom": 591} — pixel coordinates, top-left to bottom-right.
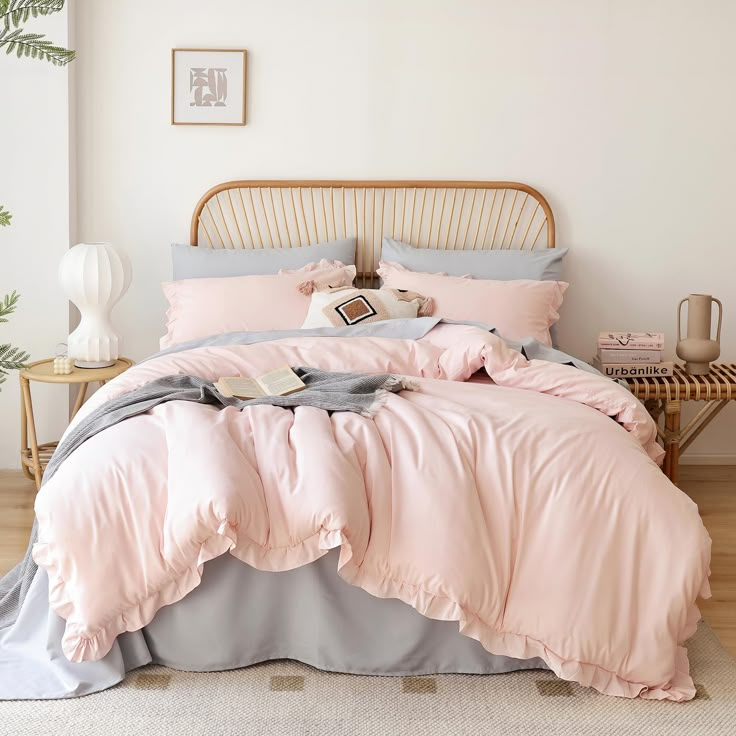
{"left": 190, "top": 180, "right": 555, "bottom": 287}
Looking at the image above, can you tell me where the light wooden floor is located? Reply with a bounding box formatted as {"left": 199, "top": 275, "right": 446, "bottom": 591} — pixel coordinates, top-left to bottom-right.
{"left": 1, "top": 466, "right": 734, "bottom": 656}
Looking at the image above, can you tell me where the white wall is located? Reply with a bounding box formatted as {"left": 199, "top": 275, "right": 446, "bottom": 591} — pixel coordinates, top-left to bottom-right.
{"left": 4, "top": 0, "right": 736, "bottom": 466}
{"left": 0, "top": 7, "right": 72, "bottom": 468}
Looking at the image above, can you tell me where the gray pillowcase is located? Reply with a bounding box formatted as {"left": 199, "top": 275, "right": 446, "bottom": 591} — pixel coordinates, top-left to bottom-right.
{"left": 171, "top": 238, "right": 356, "bottom": 280}
{"left": 381, "top": 237, "right": 567, "bottom": 282}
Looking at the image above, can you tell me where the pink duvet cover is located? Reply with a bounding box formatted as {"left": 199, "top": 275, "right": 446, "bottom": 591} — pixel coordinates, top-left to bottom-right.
{"left": 32, "top": 324, "right": 711, "bottom": 700}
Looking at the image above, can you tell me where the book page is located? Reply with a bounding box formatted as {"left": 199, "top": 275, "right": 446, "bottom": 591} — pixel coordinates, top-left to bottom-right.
{"left": 256, "top": 365, "right": 306, "bottom": 396}
{"left": 216, "top": 377, "right": 265, "bottom": 399}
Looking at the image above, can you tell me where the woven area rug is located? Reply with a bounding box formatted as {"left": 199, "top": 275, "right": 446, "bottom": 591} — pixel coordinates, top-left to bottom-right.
{"left": 2, "top": 622, "right": 734, "bottom": 736}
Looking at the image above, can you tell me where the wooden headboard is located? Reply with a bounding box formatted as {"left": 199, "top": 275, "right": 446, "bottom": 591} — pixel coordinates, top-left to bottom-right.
{"left": 190, "top": 180, "right": 555, "bottom": 287}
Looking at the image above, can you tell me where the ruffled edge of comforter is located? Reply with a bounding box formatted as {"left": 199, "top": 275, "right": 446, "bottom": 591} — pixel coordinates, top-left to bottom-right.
{"left": 34, "top": 523, "right": 711, "bottom": 702}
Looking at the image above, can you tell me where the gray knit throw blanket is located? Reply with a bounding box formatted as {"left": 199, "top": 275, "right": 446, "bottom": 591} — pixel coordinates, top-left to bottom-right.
{"left": 0, "top": 367, "right": 409, "bottom": 631}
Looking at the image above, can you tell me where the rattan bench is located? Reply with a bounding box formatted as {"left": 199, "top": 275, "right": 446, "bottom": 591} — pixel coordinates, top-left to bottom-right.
{"left": 624, "top": 364, "right": 736, "bottom": 484}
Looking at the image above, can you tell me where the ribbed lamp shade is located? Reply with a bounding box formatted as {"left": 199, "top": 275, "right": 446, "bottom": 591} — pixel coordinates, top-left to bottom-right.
{"left": 59, "top": 242, "right": 132, "bottom": 368}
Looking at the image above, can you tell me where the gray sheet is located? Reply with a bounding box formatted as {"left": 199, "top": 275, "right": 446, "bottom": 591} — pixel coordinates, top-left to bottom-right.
{"left": 149, "top": 316, "right": 444, "bottom": 360}
{"left": 145, "top": 551, "right": 546, "bottom": 676}
{"left": 0, "top": 553, "right": 545, "bottom": 700}
{"left": 150, "top": 316, "right": 598, "bottom": 376}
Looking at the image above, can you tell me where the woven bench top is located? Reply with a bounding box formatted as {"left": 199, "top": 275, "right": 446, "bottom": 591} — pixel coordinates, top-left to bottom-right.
{"left": 624, "top": 363, "right": 736, "bottom": 401}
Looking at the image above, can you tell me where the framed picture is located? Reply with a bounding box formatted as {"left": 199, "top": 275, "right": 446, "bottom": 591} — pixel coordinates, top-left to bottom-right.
{"left": 171, "top": 48, "right": 247, "bottom": 126}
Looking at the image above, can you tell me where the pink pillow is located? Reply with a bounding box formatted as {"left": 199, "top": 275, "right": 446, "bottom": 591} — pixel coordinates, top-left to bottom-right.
{"left": 377, "top": 261, "right": 567, "bottom": 346}
{"left": 161, "top": 260, "right": 356, "bottom": 348}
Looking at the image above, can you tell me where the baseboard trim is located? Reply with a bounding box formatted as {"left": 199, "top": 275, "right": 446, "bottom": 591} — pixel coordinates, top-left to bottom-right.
{"left": 680, "top": 454, "right": 736, "bottom": 465}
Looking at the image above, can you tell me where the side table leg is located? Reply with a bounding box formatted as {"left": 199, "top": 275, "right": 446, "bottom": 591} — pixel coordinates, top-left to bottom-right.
{"left": 664, "top": 400, "right": 682, "bottom": 485}
{"left": 71, "top": 382, "right": 88, "bottom": 420}
{"left": 20, "top": 376, "right": 42, "bottom": 490}
{"left": 19, "top": 375, "right": 33, "bottom": 481}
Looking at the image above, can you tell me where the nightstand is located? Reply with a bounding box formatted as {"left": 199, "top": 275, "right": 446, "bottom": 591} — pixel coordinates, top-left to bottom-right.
{"left": 624, "top": 364, "right": 736, "bottom": 485}
{"left": 19, "top": 357, "right": 133, "bottom": 490}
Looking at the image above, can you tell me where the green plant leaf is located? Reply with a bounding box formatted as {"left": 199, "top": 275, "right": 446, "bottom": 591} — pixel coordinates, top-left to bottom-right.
{"left": 0, "top": 205, "right": 11, "bottom": 226}
{"left": 0, "top": 342, "right": 30, "bottom": 367}
{"left": 0, "top": 291, "right": 29, "bottom": 391}
{"left": 0, "top": 291, "right": 22, "bottom": 321}
{"left": 0, "top": 33, "right": 74, "bottom": 64}
{"left": 2, "top": 0, "right": 64, "bottom": 29}
{"left": 0, "top": 0, "right": 74, "bottom": 65}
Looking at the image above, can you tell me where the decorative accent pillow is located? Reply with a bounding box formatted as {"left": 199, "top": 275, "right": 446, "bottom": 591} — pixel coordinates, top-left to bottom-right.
{"left": 301, "top": 285, "right": 433, "bottom": 329}
{"left": 160, "top": 260, "right": 356, "bottom": 348}
{"left": 377, "top": 261, "right": 567, "bottom": 346}
{"left": 171, "top": 238, "right": 357, "bottom": 280}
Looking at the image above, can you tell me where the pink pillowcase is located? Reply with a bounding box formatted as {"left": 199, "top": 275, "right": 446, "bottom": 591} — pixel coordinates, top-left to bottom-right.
{"left": 377, "top": 261, "right": 567, "bottom": 346}
{"left": 161, "top": 260, "right": 356, "bottom": 348}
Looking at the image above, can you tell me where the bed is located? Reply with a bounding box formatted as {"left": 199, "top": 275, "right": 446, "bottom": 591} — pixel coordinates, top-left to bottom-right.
{"left": 0, "top": 180, "right": 711, "bottom": 702}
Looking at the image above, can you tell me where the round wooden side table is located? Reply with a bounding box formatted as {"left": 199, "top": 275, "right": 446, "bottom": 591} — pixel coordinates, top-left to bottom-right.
{"left": 19, "top": 357, "right": 133, "bottom": 490}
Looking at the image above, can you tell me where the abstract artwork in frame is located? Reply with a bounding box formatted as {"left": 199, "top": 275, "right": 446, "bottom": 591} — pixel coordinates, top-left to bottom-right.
{"left": 171, "top": 49, "right": 247, "bottom": 126}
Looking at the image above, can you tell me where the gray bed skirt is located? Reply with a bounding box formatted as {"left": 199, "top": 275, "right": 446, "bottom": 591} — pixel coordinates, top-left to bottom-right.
{"left": 1, "top": 550, "right": 546, "bottom": 700}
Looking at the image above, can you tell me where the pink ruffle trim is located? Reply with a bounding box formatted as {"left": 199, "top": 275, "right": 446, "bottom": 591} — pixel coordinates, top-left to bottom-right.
{"left": 32, "top": 522, "right": 336, "bottom": 664}
{"left": 331, "top": 529, "right": 705, "bottom": 702}
{"left": 34, "top": 526, "right": 707, "bottom": 701}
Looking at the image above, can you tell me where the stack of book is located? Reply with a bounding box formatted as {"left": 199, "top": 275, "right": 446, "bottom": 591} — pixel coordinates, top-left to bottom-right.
{"left": 593, "top": 332, "right": 674, "bottom": 377}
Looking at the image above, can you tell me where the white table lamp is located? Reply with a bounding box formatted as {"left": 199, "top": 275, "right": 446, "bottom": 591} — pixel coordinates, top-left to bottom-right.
{"left": 59, "top": 242, "right": 132, "bottom": 368}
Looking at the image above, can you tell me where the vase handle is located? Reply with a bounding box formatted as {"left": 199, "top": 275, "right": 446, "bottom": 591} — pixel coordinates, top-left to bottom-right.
{"left": 713, "top": 297, "right": 723, "bottom": 343}
{"left": 677, "top": 297, "right": 688, "bottom": 343}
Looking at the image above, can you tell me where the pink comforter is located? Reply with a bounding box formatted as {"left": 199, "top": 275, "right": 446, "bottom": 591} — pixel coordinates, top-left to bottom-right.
{"left": 32, "top": 324, "right": 711, "bottom": 700}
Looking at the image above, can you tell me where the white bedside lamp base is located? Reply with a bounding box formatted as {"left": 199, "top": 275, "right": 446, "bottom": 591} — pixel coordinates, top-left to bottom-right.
{"left": 75, "top": 359, "right": 116, "bottom": 369}
{"left": 67, "top": 324, "right": 120, "bottom": 369}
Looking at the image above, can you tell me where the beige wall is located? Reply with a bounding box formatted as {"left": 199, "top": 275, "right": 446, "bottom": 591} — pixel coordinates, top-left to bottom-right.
{"left": 3, "top": 0, "right": 736, "bottom": 466}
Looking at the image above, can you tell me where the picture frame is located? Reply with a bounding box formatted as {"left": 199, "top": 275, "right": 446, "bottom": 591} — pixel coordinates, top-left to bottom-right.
{"left": 171, "top": 48, "right": 247, "bottom": 126}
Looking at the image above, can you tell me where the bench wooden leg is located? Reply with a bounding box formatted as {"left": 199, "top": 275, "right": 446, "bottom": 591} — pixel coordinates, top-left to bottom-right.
{"left": 664, "top": 399, "right": 681, "bottom": 485}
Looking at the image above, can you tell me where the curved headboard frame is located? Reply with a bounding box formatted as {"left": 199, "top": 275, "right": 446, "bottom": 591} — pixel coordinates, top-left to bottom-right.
{"left": 190, "top": 180, "right": 555, "bottom": 287}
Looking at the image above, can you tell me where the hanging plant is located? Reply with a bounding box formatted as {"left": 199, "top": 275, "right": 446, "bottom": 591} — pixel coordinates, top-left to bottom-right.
{"left": 0, "top": 0, "right": 75, "bottom": 389}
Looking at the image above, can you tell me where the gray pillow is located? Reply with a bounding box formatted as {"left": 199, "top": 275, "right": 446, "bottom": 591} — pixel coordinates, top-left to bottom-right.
{"left": 172, "top": 238, "right": 356, "bottom": 280}
{"left": 381, "top": 237, "right": 567, "bottom": 282}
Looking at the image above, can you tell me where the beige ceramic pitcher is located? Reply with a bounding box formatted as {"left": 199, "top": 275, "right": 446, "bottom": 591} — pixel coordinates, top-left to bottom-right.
{"left": 676, "top": 294, "right": 722, "bottom": 375}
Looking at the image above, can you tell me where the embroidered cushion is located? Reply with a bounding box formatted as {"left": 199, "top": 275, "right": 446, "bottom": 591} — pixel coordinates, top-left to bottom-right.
{"left": 301, "top": 286, "right": 432, "bottom": 328}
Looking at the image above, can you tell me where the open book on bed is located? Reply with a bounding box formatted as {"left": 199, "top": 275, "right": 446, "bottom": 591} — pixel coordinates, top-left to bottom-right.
{"left": 215, "top": 365, "right": 306, "bottom": 399}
